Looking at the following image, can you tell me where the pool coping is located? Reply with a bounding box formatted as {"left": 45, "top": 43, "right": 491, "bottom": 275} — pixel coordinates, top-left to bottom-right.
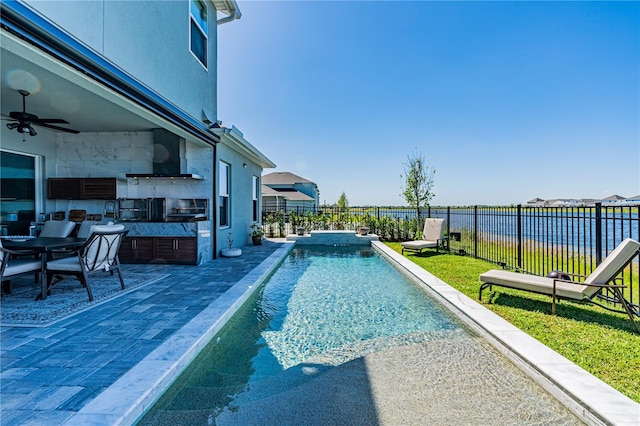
{"left": 63, "top": 242, "right": 295, "bottom": 426}
{"left": 372, "top": 242, "right": 640, "bottom": 426}
{"left": 65, "top": 240, "right": 639, "bottom": 425}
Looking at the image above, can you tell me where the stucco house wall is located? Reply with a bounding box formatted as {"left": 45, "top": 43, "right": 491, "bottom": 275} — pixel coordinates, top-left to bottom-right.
{"left": 22, "top": 0, "right": 218, "bottom": 122}
{"left": 2, "top": 0, "right": 275, "bottom": 258}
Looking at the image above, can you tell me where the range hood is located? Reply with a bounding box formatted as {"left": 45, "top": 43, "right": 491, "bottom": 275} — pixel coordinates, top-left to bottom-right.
{"left": 126, "top": 129, "right": 203, "bottom": 180}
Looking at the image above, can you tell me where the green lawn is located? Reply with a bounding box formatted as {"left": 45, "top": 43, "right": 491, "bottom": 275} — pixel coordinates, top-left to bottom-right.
{"left": 384, "top": 242, "right": 640, "bottom": 403}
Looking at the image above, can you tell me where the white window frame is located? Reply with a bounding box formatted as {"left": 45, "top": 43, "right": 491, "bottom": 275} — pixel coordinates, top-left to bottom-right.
{"left": 219, "top": 161, "right": 230, "bottom": 228}
{"left": 189, "top": 0, "right": 208, "bottom": 69}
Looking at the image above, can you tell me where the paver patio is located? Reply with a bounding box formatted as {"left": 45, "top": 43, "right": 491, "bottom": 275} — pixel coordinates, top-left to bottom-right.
{"left": 0, "top": 240, "right": 285, "bottom": 425}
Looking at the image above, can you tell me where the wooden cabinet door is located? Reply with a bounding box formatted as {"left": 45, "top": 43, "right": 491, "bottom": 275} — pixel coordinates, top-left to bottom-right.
{"left": 83, "top": 178, "right": 116, "bottom": 199}
{"left": 119, "top": 236, "right": 196, "bottom": 264}
{"left": 118, "top": 237, "right": 136, "bottom": 263}
{"left": 155, "top": 238, "right": 177, "bottom": 262}
{"left": 119, "top": 237, "right": 155, "bottom": 263}
{"left": 48, "top": 177, "right": 116, "bottom": 200}
{"left": 155, "top": 237, "right": 197, "bottom": 264}
{"left": 174, "top": 237, "right": 197, "bottom": 263}
{"left": 135, "top": 237, "right": 155, "bottom": 262}
{"left": 48, "top": 178, "right": 82, "bottom": 199}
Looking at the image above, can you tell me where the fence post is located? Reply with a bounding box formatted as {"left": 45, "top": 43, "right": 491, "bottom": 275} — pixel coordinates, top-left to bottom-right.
{"left": 595, "top": 202, "right": 602, "bottom": 266}
{"left": 447, "top": 207, "right": 451, "bottom": 252}
{"left": 474, "top": 205, "right": 478, "bottom": 258}
{"left": 517, "top": 204, "right": 522, "bottom": 270}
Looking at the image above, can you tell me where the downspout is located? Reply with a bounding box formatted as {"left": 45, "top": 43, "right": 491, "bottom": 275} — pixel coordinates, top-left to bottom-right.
{"left": 212, "top": 0, "right": 239, "bottom": 257}
{"left": 217, "top": 0, "right": 241, "bottom": 25}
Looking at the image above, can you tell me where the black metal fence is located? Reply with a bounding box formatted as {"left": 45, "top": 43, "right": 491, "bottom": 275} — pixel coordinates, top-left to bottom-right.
{"left": 262, "top": 203, "right": 640, "bottom": 308}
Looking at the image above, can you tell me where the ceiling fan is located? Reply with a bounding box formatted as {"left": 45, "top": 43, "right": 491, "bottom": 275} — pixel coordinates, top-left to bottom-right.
{"left": 3, "top": 89, "right": 79, "bottom": 136}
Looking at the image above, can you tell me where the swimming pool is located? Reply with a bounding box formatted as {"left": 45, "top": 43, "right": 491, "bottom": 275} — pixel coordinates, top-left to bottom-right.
{"left": 137, "top": 244, "right": 582, "bottom": 425}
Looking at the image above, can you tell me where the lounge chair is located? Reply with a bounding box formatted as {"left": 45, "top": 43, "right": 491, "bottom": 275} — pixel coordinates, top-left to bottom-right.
{"left": 401, "top": 218, "right": 447, "bottom": 255}
{"left": 479, "top": 238, "right": 640, "bottom": 333}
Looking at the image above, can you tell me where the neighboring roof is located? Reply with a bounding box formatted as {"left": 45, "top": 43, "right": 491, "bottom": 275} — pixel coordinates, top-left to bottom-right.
{"left": 527, "top": 198, "right": 544, "bottom": 203}
{"left": 262, "top": 172, "right": 314, "bottom": 185}
{"left": 278, "top": 191, "right": 314, "bottom": 202}
{"left": 261, "top": 185, "right": 281, "bottom": 196}
{"left": 261, "top": 185, "right": 314, "bottom": 201}
{"left": 602, "top": 194, "right": 627, "bottom": 201}
{"left": 628, "top": 195, "right": 640, "bottom": 199}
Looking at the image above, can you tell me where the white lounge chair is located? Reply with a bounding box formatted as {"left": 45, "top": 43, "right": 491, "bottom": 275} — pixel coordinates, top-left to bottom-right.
{"left": 401, "top": 218, "right": 447, "bottom": 255}
{"left": 479, "top": 238, "right": 640, "bottom": 333}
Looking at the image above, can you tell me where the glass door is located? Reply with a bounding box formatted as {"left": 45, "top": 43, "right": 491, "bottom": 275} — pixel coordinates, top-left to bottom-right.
{"left": 0, "top": 150, "right": 38, "bottom": 236}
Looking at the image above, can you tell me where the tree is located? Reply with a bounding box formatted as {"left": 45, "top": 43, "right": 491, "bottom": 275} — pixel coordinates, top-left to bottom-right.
{"left": 401, "top": 149, "right": 435, "bottom": 224}
{"left": 336, "top": 192, "right": 349, "bottom": 230}
{"left": 337, "top": 192, "right": 349, "bottom": 210}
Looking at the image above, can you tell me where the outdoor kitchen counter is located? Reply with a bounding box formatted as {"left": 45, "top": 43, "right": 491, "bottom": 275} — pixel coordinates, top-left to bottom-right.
{"left": 117, "top": 221, "right": 210, "bottom": 237}
{"left": 117, "top": 221, "right": 211, "bottom": 265}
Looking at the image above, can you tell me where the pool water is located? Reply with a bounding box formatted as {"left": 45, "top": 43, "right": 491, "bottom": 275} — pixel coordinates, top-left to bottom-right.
{"left": 138, "top": 246, "right": 582, "bottom": 425}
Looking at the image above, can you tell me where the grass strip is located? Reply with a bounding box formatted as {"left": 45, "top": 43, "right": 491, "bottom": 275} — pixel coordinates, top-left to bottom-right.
{"left": 384, "top": 242, "right": 640, "bottom": 403}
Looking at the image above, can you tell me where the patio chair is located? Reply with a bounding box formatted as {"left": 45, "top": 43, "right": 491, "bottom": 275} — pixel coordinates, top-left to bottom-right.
{"left": 38, "top": 220, "right": 76, "bottom": 238}
{"left": 479, "top": 238, "right": 640, "bottom": 333}
{"left": 0, "top": 239, "right": 41, "bottom": 295}
{"left": 76, "top": 220, "right": 101, "bottom": 239}
{"left": 45, "top": 224, "right": 128, "bottom": 301}
{"left": 401, "top": 218, "right": 448, "bottom": 255}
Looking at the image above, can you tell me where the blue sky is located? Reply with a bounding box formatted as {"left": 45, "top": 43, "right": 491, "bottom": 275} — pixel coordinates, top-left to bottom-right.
{"left": 217, "top": 1, "right": 639, "bottom": 206}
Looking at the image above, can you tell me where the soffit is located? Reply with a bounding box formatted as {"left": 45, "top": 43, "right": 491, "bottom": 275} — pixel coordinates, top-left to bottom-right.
{"left": 1, "top": 28, "right": 213, "bottom": 147}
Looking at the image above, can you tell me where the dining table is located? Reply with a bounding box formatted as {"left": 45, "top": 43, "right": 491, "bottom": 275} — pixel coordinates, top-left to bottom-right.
{"left": 2, "top": 236, "right": 86, "bottom": 300}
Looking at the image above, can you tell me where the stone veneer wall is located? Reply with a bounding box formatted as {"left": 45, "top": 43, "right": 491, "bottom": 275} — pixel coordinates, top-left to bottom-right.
{"left": 51, "top": 131, "right": 213, "bottom": 216}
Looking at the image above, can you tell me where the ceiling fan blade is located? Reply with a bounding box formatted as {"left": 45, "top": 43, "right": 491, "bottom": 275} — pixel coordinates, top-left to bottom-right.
{"left": 33, "top": 118, "right": 70, "bottom": 124}
{"left": 35, "top": 122, "right": 80, "bottom": 134}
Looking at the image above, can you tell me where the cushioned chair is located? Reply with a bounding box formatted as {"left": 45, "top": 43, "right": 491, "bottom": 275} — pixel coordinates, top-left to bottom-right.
{"left": 0, "top": 239, "right": 41, "bottom": 294}
{"left": 479, "top": 238, "right": 640, "bottom": 333}
{"left": 39, "top": 220, "right": 76, "bottom": 238}
{"left": 401, "top": 218, "right": 447, "bottom": 255}
{"left": 45, "top": 224, "right": 128, "bottom": 301}
{"left": 76, "top": 221, "right": 101, "bottom": 239}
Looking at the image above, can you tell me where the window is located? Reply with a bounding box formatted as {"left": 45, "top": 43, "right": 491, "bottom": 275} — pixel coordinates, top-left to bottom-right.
{"left": 1, "top": 151, "right": 37, "bottom": 236}
{"left": 252, "top": 175, "right": 259, "bottom": 222}
{"left": 190, "top": 0, "right": 208, "bottom": 67}
{"left": 219, "top": 161, "right": 229, "bottom": 227}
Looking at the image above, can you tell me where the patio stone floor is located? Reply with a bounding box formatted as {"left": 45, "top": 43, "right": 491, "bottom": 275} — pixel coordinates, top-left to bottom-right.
{"left": 0, "top": 240, "right": 287, "bottom": 426}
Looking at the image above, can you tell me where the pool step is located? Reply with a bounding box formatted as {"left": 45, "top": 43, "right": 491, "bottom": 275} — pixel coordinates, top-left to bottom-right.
{"left": 220, "top": 330, "right": 466, "bottom": 408}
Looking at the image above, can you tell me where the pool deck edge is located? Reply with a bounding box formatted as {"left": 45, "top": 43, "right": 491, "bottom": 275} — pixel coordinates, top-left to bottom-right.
{"left": 62, "top": 242, "right": 295, "bottom": 426}
{"left": 372, "top": 241, "right": 640, "bottom": 426}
